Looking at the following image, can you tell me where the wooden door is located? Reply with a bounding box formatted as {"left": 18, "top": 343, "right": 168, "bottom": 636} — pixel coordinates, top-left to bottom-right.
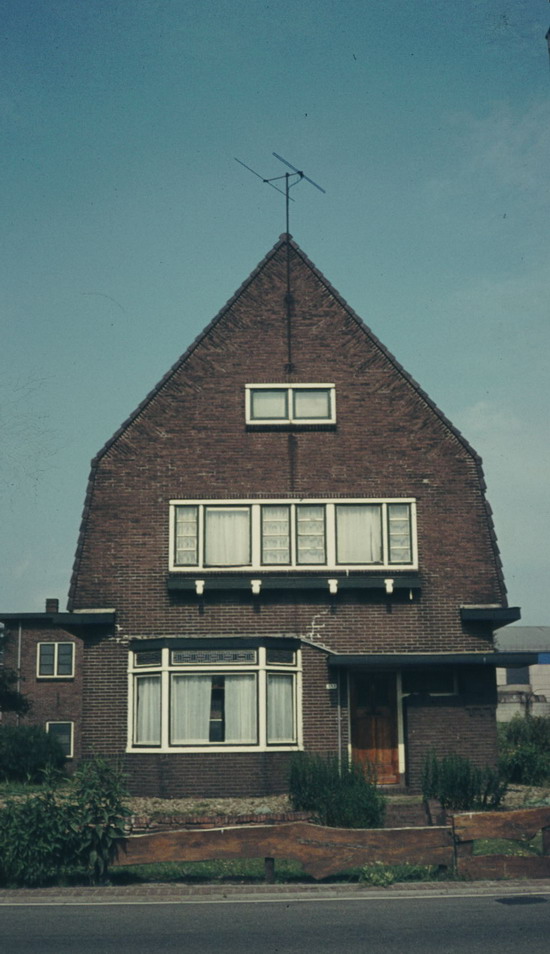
{"left": 350, "top": 672, "right": 399, "bottom": 785}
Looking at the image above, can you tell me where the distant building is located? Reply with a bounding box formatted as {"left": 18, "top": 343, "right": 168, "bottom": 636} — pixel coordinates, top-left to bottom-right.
{"left": 496, "top": 627, "right": 550, "bottom": 721}
{"left": 0, "top": 235, "right": 533, "bottom": 795}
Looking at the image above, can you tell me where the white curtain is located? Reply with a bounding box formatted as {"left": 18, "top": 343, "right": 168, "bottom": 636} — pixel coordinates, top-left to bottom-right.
{"left": 224, "top": 675, "right": 257, "bottom": 743}
{"left": 293, "top": 389, "right": 330, "bottom": 419}
{"left": 262, "top": 505, "right": 290, "bottom": 564}
{"left": 171, "top": 675, "right": 212, "bottom": 744}
{"left": 135, "top": 675, "right": 161, "bottom": 745}
{"left": 251, "top": 389, "right": 287, "bottom": 420}
{"left": 388, "top": 504, "right": 411, "bottom": 563}
{"left": 336, "top": 505, "right": 382, "bottom": 564}
{"left": 175, "top": 506, "right": 198, "bottom": 565}
{"left": 296, "top": 505, "right": 325, "bottom": 564}
{"left": 204, "top": 508, "right": 250, "bottom": 565}
{"left": 267, "top": 674, "right": 294, "bottom": 742}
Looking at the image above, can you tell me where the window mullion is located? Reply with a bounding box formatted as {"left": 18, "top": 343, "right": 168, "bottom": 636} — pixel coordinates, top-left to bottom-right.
{"left": 252, "top": 504, "right": 260, "bottom": 567}
{"left": 382, "top": 503, "right": 388, "bottom": 565}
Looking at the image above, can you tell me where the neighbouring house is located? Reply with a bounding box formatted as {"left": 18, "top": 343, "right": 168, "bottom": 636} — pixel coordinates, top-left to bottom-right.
{"left": 0, "top": 234, "right": 535, "bottom": 795}
{"left": 495, "top": 626, "right": 550, "bottom": 721}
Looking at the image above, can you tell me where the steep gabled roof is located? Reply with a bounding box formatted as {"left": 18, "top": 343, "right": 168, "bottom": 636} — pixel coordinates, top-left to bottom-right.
{"left": 68, "top": 234, "right": 507, "bottom": 607}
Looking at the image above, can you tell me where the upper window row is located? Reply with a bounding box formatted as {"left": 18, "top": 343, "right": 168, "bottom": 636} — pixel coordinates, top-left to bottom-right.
{"left": 245, "top": 384, "right": 335, "bottom": 425}
{"left": 170, "top": 499, "right": 416, "bottom": 571}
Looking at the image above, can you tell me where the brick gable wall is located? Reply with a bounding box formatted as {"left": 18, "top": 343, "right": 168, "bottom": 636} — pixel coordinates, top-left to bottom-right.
{"left": 60, "top": 239, "right": 506, "bottom": 793}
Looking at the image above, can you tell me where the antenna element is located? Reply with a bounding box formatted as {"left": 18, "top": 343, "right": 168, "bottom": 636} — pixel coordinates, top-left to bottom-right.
{"left": 234, "top": 152, "right": 326, "bottom": 233}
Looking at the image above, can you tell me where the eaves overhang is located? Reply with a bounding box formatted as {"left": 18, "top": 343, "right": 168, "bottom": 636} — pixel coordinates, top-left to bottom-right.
{"left": 460, "top": 606, "right": 521, "bottom": 628}
{"left": 328, "top": 652, "right": 538, "bottom": 669}
{"left": 166, "top": 572, "right": 421, "bottom": 596}
{"left": 0, "top": 612, "right": 115, "bottom": 628}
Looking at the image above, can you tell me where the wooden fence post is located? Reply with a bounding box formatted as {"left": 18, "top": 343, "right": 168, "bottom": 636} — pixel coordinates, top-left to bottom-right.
{"left": 264, "top": 857, "right": 275, "bottom": 884}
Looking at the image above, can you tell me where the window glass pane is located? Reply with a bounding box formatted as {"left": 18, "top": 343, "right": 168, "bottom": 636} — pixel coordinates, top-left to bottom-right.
{"left": 336, "top": 505, "right": 382, "bottom": 564}
{"left": 293, "top": 389, "right": 331, "bottom": 420}
{"left": 267, "top": 674, "right": 295, "bottom": 742}
{"left": 175, "top": 506, "right": 198, "bottom": 565}
{"left": 47, "top": 723, "right": 72, "bottom": 757}
{"left": 135, "top": 650, "right": 162, "bottom": 667}
{"left": 39, "top": 644, "right": 55, "bottom": 676}
{"left": 506, "top": 667, "right": 530, "bottom": 686}
{"left": 296, "top": 505, "right": 326, "bottom": 564}
{"left": 402, "top": 669, "right": 455, "bottom": 695}
{"left": 171, "top": 674, "right": 212, "bottom": 744}
{"left": 266, "top": 648, "right": 295, "bottom": 665}
{"left": 135, "top": 675, "right": 161, "bottom": 745}
{"left": 204, "top": 507, "right": 251, "bottom": 566}
{"left": 262, "top": 505, "right": 290, "bottom": 564}
{"left": 57, "top": 644, "right": 74, "bottom": 676}
{"left": 388, "top": 504, "right": 412, "bottom": 563}
{"left": 224, "top": 674, "right": 257, "bottom": 743}
{"left": 251, "top": 389, "right": 288, "bottom": 420}
{"left": 172, "top": 649, "right": 257, "bottom": 665}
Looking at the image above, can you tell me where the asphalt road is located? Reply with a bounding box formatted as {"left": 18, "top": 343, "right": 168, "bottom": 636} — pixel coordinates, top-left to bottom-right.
{"left": 2, "top": 892, "right": 550, "bottom": 954}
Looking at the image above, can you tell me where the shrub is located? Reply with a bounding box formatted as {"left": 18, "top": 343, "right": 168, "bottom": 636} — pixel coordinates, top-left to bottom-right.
{"left": 422, "top": 751, "right": 507, "bottom": 811}
{"left": 498, "top": 716, "right": 550, "bottom": 785}
{"left": 289, "top": 753, "right": 386, "bottom": 829}
{"left": 0, "top": 725, "right": 66, "bottom": 782}
{"left": 0, "top": 756, "right": 130, "bottom": 887}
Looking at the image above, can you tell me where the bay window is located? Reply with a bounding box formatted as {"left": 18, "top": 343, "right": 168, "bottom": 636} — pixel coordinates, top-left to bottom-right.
{"left": 171, "top": 499, "right": 416, "bottom": 571}
{"left": 129, "top": 645, "right": 300, "bottom": 751}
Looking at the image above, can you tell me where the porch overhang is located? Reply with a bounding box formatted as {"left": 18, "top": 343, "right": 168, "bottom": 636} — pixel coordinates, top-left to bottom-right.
{"left": 328, "top": 652, "right": 538, "bottom": 669}
{"left": 460, "top": 605, "right": 521, "bottom": 628}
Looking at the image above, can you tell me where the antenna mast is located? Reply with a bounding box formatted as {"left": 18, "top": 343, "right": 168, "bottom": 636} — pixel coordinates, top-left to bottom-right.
{"left": 235, "top": 152, "right": 325, "bottom": 234}
{"left": 234, "top": 153, "right": 326, "bottom": 374}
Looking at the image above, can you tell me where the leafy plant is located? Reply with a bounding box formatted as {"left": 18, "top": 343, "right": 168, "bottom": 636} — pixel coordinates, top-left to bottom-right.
{"left": 422, "top": 751, "right": 507, "bottom": 811}
{"left": 0, "top": 725, "right": 66, "bottom": 782}
{"left": 70, "top": 756, "right": 131, "bottom": 884}
{"left": 289, "top": 753, "right": 386, "bottom": 829}
{"left": 360, "top": 862, "right": 395, "bottom": 886}
{"left": 0, "top": 755, "right": 130, "bottom": 887}
{"left": 498, "top": 716, "right": 550, "bottom": 785}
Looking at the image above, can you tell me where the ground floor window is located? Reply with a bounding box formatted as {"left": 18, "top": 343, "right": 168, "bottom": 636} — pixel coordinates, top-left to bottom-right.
{"left": 46, "top": 721, "right": 74, "bottom": 758}
{"left": 128, "top": 645, "right": 301, "bottom": 752}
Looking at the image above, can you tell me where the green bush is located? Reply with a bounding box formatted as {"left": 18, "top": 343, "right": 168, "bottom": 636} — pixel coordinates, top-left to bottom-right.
{"left": 0, "top": 756, "right": 130, "bottom": 887}
{"left": 0, "top": 725, "right": 66, "bottom": 782}
{"left": 289, "top": 753, "right": 386, "bottom": 829}
{"left": 422, "top": 751, "right": 507, "bottom": 811}
{"left": 498, "top": 716, "right": 550, "bottom": 785}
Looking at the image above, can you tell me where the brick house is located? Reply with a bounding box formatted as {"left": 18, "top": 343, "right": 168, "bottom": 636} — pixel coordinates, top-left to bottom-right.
{"left": 1, "top": 234, "right": 532, "bottom": 795}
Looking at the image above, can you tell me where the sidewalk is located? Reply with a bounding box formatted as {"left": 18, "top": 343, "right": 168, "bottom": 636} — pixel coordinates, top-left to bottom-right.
{"left": 1, "top": 879, "right": 550, "bottom": 905}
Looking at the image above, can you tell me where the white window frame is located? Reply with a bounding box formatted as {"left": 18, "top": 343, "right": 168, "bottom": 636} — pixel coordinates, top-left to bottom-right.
{"left": 246, "top": 384, "right": 336, "bottom": 425}
{"left": 170, "top": 498, "right": 417, "bottom": 572}
{"left": 46, "top": 721, "right": 74, "bottom": 758}
{"left": 127, "top": 646, "right": 302, "bottom": 754}
{"left": 37, "top": 642, "right": 75, "bottom": 678}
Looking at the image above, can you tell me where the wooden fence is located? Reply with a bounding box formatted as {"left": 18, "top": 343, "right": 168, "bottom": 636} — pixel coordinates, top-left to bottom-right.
{"left": 112, "top": 807, "right": 550, "bottom": 882}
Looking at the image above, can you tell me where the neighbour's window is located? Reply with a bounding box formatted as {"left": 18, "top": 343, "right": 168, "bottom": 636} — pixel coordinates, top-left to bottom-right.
{"left": 129, "top": 646, "right": 300, "bottom": 751}
{"left": 46, "top": 722, "right": 74, "bottom": 758}
{"left": 246, "top": 384, "right": 336, "bottom": 425}
{"left": 37, "top": 642, "right": 74, "bottom": 678}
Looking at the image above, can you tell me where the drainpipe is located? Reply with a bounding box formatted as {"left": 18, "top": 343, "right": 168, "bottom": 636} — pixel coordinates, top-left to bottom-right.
{"left": 16, "top": 621, "right": 22, "bottom": 726}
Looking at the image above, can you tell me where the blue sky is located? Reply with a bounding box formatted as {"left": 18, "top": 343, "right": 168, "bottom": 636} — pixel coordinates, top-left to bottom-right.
{"left": 2, "top": 0, "right": 549, "bottom": 624}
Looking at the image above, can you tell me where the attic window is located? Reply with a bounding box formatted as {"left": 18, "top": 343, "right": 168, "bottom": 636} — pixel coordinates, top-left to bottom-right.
{"left": 246, "top": 384, "right": 335, "bottom": 425}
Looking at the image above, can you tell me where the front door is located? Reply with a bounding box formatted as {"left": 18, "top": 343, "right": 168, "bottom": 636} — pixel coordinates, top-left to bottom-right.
{"left": 350, "top": 672, "right": 399, "bottom": 785}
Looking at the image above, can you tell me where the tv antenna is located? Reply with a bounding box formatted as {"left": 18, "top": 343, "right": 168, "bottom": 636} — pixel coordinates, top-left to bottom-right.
{"left": 235, "top": 152, "right": 326, "bottom": 234}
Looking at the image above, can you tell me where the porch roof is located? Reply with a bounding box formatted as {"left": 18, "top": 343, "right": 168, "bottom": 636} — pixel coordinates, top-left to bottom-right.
{"left": 328, "top": 652, "right": 538, "bottom": 669}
